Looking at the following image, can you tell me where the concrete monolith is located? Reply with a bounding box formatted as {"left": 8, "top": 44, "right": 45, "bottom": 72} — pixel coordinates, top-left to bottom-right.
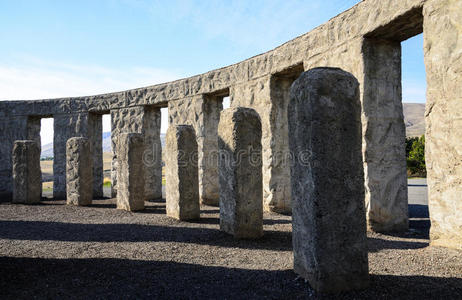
{"left": 288, "top": 68, "right": 368, "bottom": 293}
{"left": 12, "top": 140, "right": 41, "bottom": 204}
{"left": 165, "top": 125, "right": 200, "bottom": 220}
{"left": 218, "top": 107, "right": 263, "bottom": 239}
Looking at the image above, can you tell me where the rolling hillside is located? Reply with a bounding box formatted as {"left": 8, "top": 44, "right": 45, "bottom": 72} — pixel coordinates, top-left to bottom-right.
{"left": 403, "top": 103, "right": 425, "bottom": 137}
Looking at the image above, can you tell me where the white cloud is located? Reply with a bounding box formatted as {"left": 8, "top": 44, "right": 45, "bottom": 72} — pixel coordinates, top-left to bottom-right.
{"left": 0, "top": 58, "right": 181, "bottom": 145}
{"left": 0, "top": 58, "right": 182, "bottom": 100}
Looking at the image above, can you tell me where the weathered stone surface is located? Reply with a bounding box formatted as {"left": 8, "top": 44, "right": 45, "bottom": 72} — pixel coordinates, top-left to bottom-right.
{"left": 362, "top": 38, "right": 408, "bottom": 232}
{"left": 168, "top": 95, "right": 223, "bottom": 206}
{"left": 165, "top": 125, "right": 200, "bottom": 220}
{"left": 1, "top": 0, "right": 426, "bottom": 219}
{"left": 116, "top": 133, "right": 145, "bottom": 211}
{"left": 230, "top": 77, "right": 277, "bottom": 214}
{"left": 88, "top": 113, "right": 103, "bottom": 198}
{"left": 66, "top": 137, "right": 93, "bottom": 206}
{"left": 218, "top": 107, "right": 263, "bottom": 239}
{"left": 12, "top": 140, "right": 41, "bottom": 204}
{"left": 0, "top": 116, "right": 31, "bottom": 201}
{"left": 4, "top": 0, "right": 462, "bottom": 251}
{"left": 424, "top": 0, "right": 462, "bottom": 250}
{"left": 53, "top": 113, "right": 90, "bottom": 199}
{"left": 111, "top": 107, "right": 162, "bottom": 200}
{"left": 289, "top": 68, "right": 368, "bottom": 293}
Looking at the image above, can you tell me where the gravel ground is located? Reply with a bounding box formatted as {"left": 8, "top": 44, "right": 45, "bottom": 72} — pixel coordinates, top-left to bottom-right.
{"left": 0, "top": 198, "right": 461, "bottom": 299}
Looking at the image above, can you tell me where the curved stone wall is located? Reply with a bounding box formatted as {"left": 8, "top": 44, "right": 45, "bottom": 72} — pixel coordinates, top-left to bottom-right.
{"left": 6, "top": 0, "right": 462, "bottom": 246}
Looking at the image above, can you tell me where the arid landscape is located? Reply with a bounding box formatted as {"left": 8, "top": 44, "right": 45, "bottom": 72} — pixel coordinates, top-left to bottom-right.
{"left": 403, "top": 103, "right": 425, "bottom": 137}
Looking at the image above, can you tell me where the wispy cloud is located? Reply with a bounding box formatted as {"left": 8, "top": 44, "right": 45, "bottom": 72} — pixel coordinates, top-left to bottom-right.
{"left": 0, "top": 57, "right": 183, "bottom": 100}
{"left": 145, "top": 0, "right": 352, "bottom": 52}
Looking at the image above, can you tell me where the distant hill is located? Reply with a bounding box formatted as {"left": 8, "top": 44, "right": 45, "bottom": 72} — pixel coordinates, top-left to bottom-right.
{"left": 41, "top": 132, "right": 166, "bottom": 158}
{"left": 403, "top": 103, "right": 425, "bottom": 137}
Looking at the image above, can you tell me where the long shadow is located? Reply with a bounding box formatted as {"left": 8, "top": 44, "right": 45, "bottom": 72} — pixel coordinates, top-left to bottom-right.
{"left": 367, "top": 237, "right": 428, "bottom": 252}
{"left": 0, "top": 219, "right": 430, "bottom": 252}
{"left": 1, "top": 257, "right": 461, "bottom": 299}
{"left": 0, "top": 220, "right": 292, "bottom": 251}
{"left": 264, "top": 218, "right": 292, "bottom": 225}
{"left": 200, "top": 209, "right": 220, "bottom": 214}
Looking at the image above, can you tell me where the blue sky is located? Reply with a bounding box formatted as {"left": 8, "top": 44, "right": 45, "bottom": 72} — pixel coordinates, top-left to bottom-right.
{"left": 0, "top": 0, "right": 426, "bottom": 145}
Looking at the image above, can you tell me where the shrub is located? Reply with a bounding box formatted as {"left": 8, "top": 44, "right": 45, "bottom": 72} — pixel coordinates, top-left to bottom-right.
{"left": 406, "top": 135, "right": 426, "bottom": 177}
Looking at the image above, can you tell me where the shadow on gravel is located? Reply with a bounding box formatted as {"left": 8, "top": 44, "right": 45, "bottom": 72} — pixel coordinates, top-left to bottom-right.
{"left": 0, "top": 257, "right": 461, "bottom": 299}
{"left": 379, "top": 204, "right": 431, "bottom": 240}
{"left": 0, "top": 220, "right": 292, "bottom": 251}
{"left": 0, "top": 219, "right": 431, "bottom": 252}
{"left": 367, "top": 237, "right": 428, "bottom": 252}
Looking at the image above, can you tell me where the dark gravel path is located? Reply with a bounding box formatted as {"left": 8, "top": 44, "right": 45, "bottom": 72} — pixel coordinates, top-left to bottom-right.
{"left": 0, "top": 199, "right": 461, "bottom": 299}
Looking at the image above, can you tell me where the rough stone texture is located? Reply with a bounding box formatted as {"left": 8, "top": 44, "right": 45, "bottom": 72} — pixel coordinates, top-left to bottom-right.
{"left": 165, "top": 125, "right": 200, "bottom": 220}
{"left": 200, "top": 94, "right": 223, "bottom": 206}
{"left": 116, "top": 133, "right": 145, "bottom": 211}
{"left": 230, "top": 77, "right": 277, "bottom": 213}
{"left": 361, "top": 38, "right": 409, "bottom": 232}
{"left": 53, "top": 113, "right": 90, "bottom": 199}
{"left": 168, "top": 95, "right": 224, "bottom": 206}
{"left": 66, "top": 137, "right": 93, "bottom": 206}
{"left": 88, "top": 114, "right": 103, "bottom": 199}
{"left": 0, "top": 117, "right": 30, "bottom": 201}
{"left": 0, "top": 0, "right": 438, "bottom": 235}
{"left": 288, "top": 68, "right": 368, "bottom": 293}
{"left": 218, "top": 107, "right": 263, "bottom": 239}
{"left": 111, "top": 107, "right": 162, "bottom": 200}
{"left": 12, "top": 140, "right": 41, "bottom": 204}
{"left": 423, "top": 0, "right": 462, "bottom": 250}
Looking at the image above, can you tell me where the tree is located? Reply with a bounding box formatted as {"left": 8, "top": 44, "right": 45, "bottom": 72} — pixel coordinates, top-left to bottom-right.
{"left": 406, "top": 135, "right": 426, "bottom": 177}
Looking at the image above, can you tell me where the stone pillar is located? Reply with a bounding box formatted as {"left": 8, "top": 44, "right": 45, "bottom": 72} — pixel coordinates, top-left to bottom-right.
{"left": 266, "top": 68, "right": 303, "bottom": 213}
{"left": 116, "top": 133, "right": 145, "bottom": 211}
{"left": 143, "top": 107, "right": 163, "bottom": 200}
{"left": 218, "top": 107, "right": 263, "bottom": 239}
{"left": 165, "top": 125, "right": 200, "bottom": 220}
{"left": 362, "top": 38, "right": 408, "bottom": 232}
{"left": 12, "top": 140, "right": 41, "bottom": 204}
{"left": 88, "top": 113, "right": 103, "bottom": 198}
{"left": 66, "top": 137, "right": 93, "bottom": 206}
{"left": 111, "top": 106, "right": 162, "bottom": 200}
{"left": 53, "top": 113, "right": 89, "bottom": 199}
{"left": 230, "top": 75, "right": 294, "bottom": 214}
{"left": 423, "top": 0, "right": 462, "bottom": 250}
{"left": 27, "top": 116, "right": 42, "bottom": 153}
{"left": 168, "top": 96, "right": 221, "bottom": 206}
{"left": 0, "top": 116, "right": 32, "bottom": 201}
{"left": 200, "top": 95, "right": 222, "bottom": 206}
{"left": 288, "top": 68, "right": 368, "bottom": 293}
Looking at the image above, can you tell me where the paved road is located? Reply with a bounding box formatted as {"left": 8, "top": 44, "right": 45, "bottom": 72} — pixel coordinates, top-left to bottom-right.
{"left": 408, "top": 178, "right": 427, "bottom": 205}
